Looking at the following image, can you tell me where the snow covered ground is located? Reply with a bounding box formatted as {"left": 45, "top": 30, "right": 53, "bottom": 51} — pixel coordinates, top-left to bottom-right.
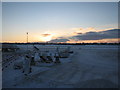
{"left": 2, "top": 45, "right": 119, "bottom": 88}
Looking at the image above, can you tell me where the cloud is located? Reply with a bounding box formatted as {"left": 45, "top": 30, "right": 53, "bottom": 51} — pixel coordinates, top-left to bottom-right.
{"left": 76, "top": 33, "right": 83, "bottom": 35}
{"left": 72, "top": 29, "right": 119, "bottom": 40}
{"left": 47, "top": 28, "right": 119, "bottom": 43}
{"left": 42, "top": 34, "right": 51, "bottom": 37}
{"left": 49, "top": 38, "right": 69, "bottom": 43}
{"left": 57, "top": 37, "right": 65, "bottom": 39}
{"left": 71, "top": 27, "right": 100, "bottom": 37}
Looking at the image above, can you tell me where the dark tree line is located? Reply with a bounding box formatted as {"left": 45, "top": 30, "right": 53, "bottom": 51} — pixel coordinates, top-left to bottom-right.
{"left": 1, "top": 42, "right": 120, "bottom": 45}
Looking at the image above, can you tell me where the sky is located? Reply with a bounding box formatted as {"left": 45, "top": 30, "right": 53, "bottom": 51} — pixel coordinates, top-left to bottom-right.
{"left": 2, "top": 2, "right": 119, "bottom": 43}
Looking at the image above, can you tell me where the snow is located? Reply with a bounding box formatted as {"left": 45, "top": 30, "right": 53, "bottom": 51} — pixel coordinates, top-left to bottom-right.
{"left": 2, "top": 45, "right": 119, "bottom": 88}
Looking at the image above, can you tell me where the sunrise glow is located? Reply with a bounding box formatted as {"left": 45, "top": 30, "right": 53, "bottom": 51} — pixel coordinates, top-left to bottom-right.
{"left": 2, "top": 2, "right": 119, "bottom": 43}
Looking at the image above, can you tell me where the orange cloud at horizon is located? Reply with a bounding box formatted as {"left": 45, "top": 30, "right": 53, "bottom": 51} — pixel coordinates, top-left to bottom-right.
{"left": 41, "top": 34, "right": 51, "bottom": 37}
{"left": 71, "top": 27, "right": 117, "bottom": 35}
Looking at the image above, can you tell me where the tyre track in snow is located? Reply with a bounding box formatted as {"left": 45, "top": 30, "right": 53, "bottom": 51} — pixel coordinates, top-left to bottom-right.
{"left": 30, "top": 50, "right": 94, "bottom": 87}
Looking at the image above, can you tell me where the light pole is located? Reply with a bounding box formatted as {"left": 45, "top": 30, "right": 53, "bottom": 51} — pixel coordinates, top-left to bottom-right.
{"left": 27, "top": 32, "right": 28, "bottom": 51}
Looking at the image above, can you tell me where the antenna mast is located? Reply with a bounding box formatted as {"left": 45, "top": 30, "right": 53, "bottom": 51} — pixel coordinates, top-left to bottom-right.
{"left": 27, "top": 32, "right": 28, "bottom": 51}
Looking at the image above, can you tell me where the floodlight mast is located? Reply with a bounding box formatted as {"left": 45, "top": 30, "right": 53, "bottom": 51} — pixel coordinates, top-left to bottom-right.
{"left": 27, "top": 32, "right": 28, "bottom": 51}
